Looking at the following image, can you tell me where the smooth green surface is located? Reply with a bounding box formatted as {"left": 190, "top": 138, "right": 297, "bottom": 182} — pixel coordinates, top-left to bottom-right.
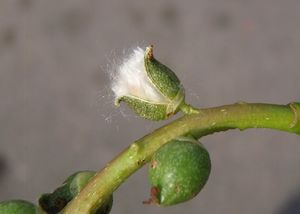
{"left": 63, "top": 102, "right": 300, "bottom": 214}
{"left": 70, "top": 171, "right": 96, "bottom": 196}
{"left": 0, "top": 200, "right": 36, "bottom": 214}
{"left": 149, "top": 137, "right": 211, "bottom": 206}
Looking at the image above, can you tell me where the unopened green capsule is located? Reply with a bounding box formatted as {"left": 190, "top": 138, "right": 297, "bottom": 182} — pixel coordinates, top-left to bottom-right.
{"left": 39, "top": 171, "right": 113, "bottom": 214}
{"left": 148, "top": 137, "right": 211, "bottom": 206}
{"left": 0, "top": 200, "right": 37, "bottom": 214}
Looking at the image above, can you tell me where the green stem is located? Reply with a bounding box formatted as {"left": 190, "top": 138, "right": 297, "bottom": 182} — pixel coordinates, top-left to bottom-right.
{"left": 62, "top": 102, "right": 300, "bottom": 214}
{"left": 179, "top": 102, "right": 201, "bottom": 115}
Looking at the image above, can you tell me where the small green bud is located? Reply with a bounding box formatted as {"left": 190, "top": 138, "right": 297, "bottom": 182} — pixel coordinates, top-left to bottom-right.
{"left": 39, "top": 171, "right": 95, "bottom": 213}
{"left": 112, "top": 46, "right": 185, "bottom": 120}
{"left": 0, "top": 200, "right": 37, "bottom": 214}
{"left": 147, "top": 137, "right": 211, "bottom": 206}
{"left": 39, "top": 171, "right": 113, "bottom": 214}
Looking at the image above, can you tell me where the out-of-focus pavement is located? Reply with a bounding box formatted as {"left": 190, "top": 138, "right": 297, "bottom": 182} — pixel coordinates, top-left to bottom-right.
{"left": 0, "top": 0, "right": 300, "bottom": 213}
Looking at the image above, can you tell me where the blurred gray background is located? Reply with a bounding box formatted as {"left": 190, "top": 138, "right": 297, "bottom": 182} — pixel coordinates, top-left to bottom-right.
{"left": 0, "top": 0, "right": 300, "bottom": 213}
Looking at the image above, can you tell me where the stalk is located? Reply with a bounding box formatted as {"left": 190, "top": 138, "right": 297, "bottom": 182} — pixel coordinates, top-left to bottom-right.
{"left": 63, "top": 102, "right": 300, "bottom": 214}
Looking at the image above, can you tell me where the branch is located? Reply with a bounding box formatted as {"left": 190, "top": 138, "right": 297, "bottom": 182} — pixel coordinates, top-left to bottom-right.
{"left": 62, "top": 102, "right": 300, "bottom": 213}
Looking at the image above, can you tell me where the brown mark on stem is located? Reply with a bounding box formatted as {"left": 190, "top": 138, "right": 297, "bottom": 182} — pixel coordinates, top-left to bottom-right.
{"left": 137, "top": 159, "right": 146, "bottom": 166}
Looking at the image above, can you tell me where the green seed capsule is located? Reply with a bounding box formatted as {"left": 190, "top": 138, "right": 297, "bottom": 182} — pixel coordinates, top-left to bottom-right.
{"left": 0, "top": 200, "right": 37, "bottom": 214}
{"left": 148, "top": 137, "right": 211, "bottom": 206}
{"left": 39, "top": 171, "right": 113, "bottom": 214}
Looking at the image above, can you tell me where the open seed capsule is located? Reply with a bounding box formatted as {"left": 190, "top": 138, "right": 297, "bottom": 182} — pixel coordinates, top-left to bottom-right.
{"left": 112, "top": 46, "right": 185, "bottom": 120}
{"left": 148, "top": 137, "right": 211, "bottom": 206}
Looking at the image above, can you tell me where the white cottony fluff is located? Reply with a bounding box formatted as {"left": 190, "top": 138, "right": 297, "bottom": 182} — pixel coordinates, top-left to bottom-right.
{"left": 111, "top": 47, "right": 166, "bottom": 103}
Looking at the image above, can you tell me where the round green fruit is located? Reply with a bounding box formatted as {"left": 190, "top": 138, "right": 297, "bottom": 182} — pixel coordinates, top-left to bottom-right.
{"left": 0, "top": 200, "right": 36, "bottom": 214}
{"left": 39, "top": 171, "right": 96, "bottom": 213}
{"left": 148, "top": 137, "right": 211, "bottom": 206}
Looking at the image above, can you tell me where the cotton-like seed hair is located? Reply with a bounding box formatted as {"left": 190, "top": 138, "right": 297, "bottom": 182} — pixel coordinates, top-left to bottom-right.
{"left": 111, "top": 47, "right": 167, "bottom": 103}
